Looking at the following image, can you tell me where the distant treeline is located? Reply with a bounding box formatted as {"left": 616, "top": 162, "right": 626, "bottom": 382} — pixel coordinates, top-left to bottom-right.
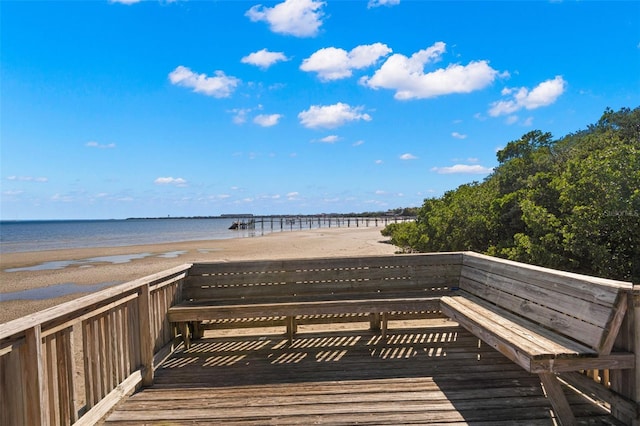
{"left": 127, "top": 209, "right": 418, "bottom": 221}
{"left": 382, "top": 106, "right": 639, "bottom": 282}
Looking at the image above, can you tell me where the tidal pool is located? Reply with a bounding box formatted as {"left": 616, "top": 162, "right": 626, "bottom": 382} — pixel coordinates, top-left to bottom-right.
{"left": 0, "top": 281, "right": 123, "bottom": 301}
{"left": 5, "top": 251, "right": 188, "bottom": 272}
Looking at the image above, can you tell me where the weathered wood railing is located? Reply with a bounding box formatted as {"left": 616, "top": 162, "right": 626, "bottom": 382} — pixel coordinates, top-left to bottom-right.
{"left": 1, "top": 253, "right": 638, "bottom": 425}
{"left": 0, "top": 264, "right": 190, "bottom": 426}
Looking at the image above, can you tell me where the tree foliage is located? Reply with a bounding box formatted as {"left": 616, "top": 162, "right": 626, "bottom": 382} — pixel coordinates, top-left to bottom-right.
{"left": 383, "top": 107, "right": 640, "bottom": 282}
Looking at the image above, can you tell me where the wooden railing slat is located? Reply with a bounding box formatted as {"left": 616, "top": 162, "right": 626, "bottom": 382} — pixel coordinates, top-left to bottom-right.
{"left": 24, "top": 325, "right": 47, "bottom": 426}
{"left": 59, "top": 328, "right": 78, "bottom": 424}
{"left": 138, "top": 283, "right": 154, "bottom": 386}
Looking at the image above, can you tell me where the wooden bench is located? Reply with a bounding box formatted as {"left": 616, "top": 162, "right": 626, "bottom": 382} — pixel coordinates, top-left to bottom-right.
{"left": 168, "top": 253, "right": 461, "bottom": 348}
{"left": 440, "top": 252, "right": 634, "bottom": 426}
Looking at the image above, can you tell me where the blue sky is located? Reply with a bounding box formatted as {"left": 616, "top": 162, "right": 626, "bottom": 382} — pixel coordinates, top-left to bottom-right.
{"left": 2, "top": 0, "right": 638, "bottom": 220}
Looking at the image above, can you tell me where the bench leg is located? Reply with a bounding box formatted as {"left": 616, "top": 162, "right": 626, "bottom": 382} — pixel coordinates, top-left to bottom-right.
{"left": 538, "top": 372, "right": 576, "bottom": 426}
{"left": 192, "top": 321, "right": 204, "bottom": 340}
{"left": 179, "top": 322, "right": 191, "bottom": 350}
{"left": 369, "top": 313, "right": 381, "bottom": 331}
{"left": 286, "top": 316, "right": 297, "bottom": 344}
{"left": 381, "top": 312, "right": 388, "bottom": 339}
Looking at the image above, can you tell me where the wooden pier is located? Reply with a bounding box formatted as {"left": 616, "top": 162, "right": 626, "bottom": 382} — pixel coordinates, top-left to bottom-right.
{"left": 0, "top": 253, "right": 638, "bottom": 425}
{"left": 226, "top": 215, "right": 415, "bottom": 234}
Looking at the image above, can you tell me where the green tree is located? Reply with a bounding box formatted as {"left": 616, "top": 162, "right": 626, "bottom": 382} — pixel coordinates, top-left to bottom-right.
{"left": 382, "top": 106, "right": 640, "bottom": 281}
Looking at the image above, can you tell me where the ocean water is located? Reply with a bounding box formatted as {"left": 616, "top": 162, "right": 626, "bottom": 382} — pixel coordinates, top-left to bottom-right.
{"left": 0, "top": 218, "right": 266, "bottom": 254}
{"left": 0, "top": 216, "right": 381, "bottom": 254}
{"left": 0, "top": 216, "right": 392, "bottom": 300}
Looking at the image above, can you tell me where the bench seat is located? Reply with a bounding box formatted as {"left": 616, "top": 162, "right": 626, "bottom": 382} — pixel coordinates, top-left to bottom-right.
{"left": 438, "top": 252, "right": 634, "bottom": 425}
{"left": 440, "top": 293, "right": 634, "bottom": 374}
{"left": 169, "top": 296, "right": 440, "bottom": 320}
{"left": 168, "top": 296, "right": 441, "bottom": 348}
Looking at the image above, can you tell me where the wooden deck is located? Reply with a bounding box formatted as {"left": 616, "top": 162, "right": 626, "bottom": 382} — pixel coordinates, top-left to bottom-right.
{"left": 104, "top": 319, "right": 622, "bottom": 425}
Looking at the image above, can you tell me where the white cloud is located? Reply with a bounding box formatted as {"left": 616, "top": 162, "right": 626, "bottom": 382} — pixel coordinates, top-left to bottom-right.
{"left": 254, "top": 113, "right": 283, "bottom": 127}
{"left": 298, "top": 102, "right": 372, "bottom": 129}
{"left": 431, "top": 164, "right": 493, "bottom": 174}
{"left": 109, "top": 0, "right": 141, "bottom": 4}
{"left": 6, "top": 176, "right": 48, "bottom": 182}
{"left": 375, "top": 159, "right": 383, "bottom": 164}
{"left": 451, "top": 132, "right": 467, "bottom": 139}
{"left": 400, "top": 153, "right": 417, "bottom": 160}
{"left": 361, "top": 42, "right": 500, "bottom": 100}
{"left": 86, "top": 141, "right": 116, "bottom": 149}
{"left": 246, "top": 0, "right": 325, "bottom": 38}
{"left": 319, "top": 135, "right": 340, "bottom": 143}
{"left": 287, "top": 191, "right": 299, "bottom": 200}
{"left": 230, "top": 108, "right": 252, "bottom": 124}
{"left": 169, "top": 66, "right": 240, "bottom": 98}
{"left": 154, "top": 177, "right": 188, "bottom": 186}
{"left": 51, "top": 193, "right": 74, "bottom": 202}
{"left": 3, "top": 190, "right": 24, "bottom": 196}
{"left": 241, "top": 49, "right": 289, "bottom": 69}
{"left": 301, "top": 43, "right": 391, "bottom": 81}
{"left": 368, "top": 0, "right": 400, "bottom": 8}
{"left": 489, "top": 76, "right": 567, "bottom": 116}
{"left": 352, "top": 140, "right": 365, "bottom": 146}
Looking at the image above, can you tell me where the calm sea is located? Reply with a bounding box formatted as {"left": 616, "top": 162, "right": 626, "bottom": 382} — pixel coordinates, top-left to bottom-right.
{"left": 0, "top": 218, "right": 277, "bottom": 254}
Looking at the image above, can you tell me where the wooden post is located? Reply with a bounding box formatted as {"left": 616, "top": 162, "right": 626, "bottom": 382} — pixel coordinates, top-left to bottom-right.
{"left": 137, "top": 284, "right": 154, "bottom": 386}
{"left": 608, "top": 286, "right": 639, "bottom": 425}
{"left": 632, "top": 286, "right": 640, "bottom": 426}
{"left": 636, "top": 287, "right": 640, "bottom": 426}
{"left": 24, "top": 325, "right": 48, "bottom": 425}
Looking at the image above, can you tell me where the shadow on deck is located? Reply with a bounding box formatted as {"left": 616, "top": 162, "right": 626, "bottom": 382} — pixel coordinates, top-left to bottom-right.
{"left": 105, "top": 319, "right": 621, "bottom": 425}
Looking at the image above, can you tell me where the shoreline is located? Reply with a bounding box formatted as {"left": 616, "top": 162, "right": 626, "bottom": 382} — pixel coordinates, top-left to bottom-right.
{"left": 0, "top": 227, "right": 397, "bottom": 323}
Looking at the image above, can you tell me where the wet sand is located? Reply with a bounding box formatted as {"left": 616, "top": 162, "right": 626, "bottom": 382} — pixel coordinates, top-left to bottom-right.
{"left": 0, "top": 227, "right": 397, "bottom": 323}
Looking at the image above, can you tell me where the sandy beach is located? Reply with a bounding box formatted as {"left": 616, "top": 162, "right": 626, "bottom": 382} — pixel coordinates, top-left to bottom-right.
{"left": 0, "top": 226, "right": 397, "bottom": 324}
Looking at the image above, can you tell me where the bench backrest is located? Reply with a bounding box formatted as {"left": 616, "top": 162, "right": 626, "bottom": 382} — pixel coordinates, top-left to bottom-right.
{"left": 459, "top": 252, "right": 631, "bottom": 355}
{"left": 183, "top": 253, "right": 462, "bottom": 302}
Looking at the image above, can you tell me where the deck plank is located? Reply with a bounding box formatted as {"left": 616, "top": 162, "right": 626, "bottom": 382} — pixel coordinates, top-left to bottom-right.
{"left": 104, "top": 320, "right": 622, "bottom": 425}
